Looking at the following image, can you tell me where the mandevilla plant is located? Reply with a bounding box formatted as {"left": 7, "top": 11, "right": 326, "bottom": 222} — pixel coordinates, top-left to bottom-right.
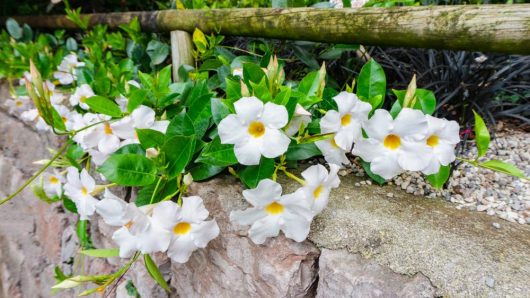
{"left": 0, "top": 19, "right": 527, "bottom": 295}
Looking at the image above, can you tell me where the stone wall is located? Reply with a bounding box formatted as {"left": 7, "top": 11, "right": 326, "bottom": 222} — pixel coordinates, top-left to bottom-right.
{"left": 1, "top": 84, "right": 529, "bottom": 297}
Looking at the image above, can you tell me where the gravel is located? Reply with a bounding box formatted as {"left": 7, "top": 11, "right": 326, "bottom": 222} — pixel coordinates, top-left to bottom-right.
{"left": 347, "top": 124, "right": 529, "bottom": 225}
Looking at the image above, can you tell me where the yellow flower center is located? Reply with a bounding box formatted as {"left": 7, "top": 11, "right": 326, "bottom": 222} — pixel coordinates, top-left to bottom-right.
{"left": 248, "top": 121, "right": 265, "bottom": 138}
{"left": 80, "top": 96, "right": 87, "bottom": 103}
{"left": 341, "top": 114, "right": 352, "bottom": 126}
{"left": 61, "top": 116, "right": 68, "bottom": 123}
{"left": 15, "top": 100, "right": 23, "bottom": 107}
{"left": 124, "top": 221, "right": 133, "bottom": 229}
{"left": 81, "top": 187, "right": 88, "bottom": 196}
{"left": 383, "top": 134, "right": 401, "bottom": 150}
{"left": 104, "top": 123, "right": 113, "bottom": 135}
{"left": 313, "top": 185, "right": 324, "bottom": 199}
{"left": 265, "top": 202, "right": 284, "bottom": 215}
{"left": 427, "top": 135, "right": 439, "bottom": 147}
{"left": 173, "top": 222, "right": 191, "bottom": 235}
{"left": 49, "top": 176, "right": 59, "bottom": 184}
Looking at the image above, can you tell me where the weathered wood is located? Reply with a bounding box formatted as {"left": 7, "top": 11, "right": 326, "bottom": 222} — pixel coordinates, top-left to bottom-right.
{"left": 170, "top": 30, "right": 194, "bottom": 82}
{"left": 4, "top": 5, "right": 530, "bottom": 54}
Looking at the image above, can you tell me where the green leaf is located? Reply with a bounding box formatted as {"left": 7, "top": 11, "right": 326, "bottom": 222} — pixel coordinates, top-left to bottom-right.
{"left": 136, "top": 178, "right": 178, "bottom": 206}
{"left": 63, "top": 197, "right": 78, "bottom": 213}
{"left": 250, "top": 76, "right": 272, "bottom": 102}
{"left": 66, "top": 37, "right": 78, "bottom": 51}
{"left": 472, "top": 110, "right": 490, "bottom": 158}
{"left": 166, "top": 112, "right": 195, "bottom": 139}
{"left": 136, "top": 129, "right": 165, "bottom": 149}
{"left": 6, "top": 18, "right": 22, "bottom": 39}
{"left": 80, "top": 248, "right": 120, "bottom": 258}
{"left": 187, "top": 94, "right": 212, "bottom": 138}
{"left": 144, "top": 254, "right": 170, "bottom": 292}
{"left": 85, "top": 96, "right": 122, "bottom": 117}
{"left": 318, "top": 44, "right": 358, "bottom": 60}
{"left": 211, "top": 98, "right": 230, "bottom": 125}
{"left": 360, "top": 160, "right": 386, "bottom": 185}
{"left": 115, "top": 144, "right": 145, "bottom": 155}
{"left": 128, "top": 89, "right": 148, "bottom": 112}
{"left": 357, "top": 59, "right": 386, "bottom": 109}
{"left": 162, "top": 136, "right": 196, "bottom": 178}
{"left": 272, "top": 0, "right": 305, "bottom": 7}
{"left": 196, "top": 136, "right": 238, "bottom": 167}
{"left": 416, "top": 89, "right": 436, "bottom": 115}
{"left": 285, "top": 143, "right": 321, "bottom": 161}
{"left": 426, "top": 165, "right": 451, "bottom": 189}
{"left": 239, "top": 158, "right": 276, "bottom": 188}
{"left": 76, "top": 220, "right": 94, "bottom": 250}
{"left": 479, "top": 160, "right": 527, "bottom": 179}
{"left": 98, "top": 154, "right": 157, "bottom": 186}
{"left": 243, "top": 62, "right": 267, "bottom": 85}
{"left": 190, "top": 163, "right": 225, "bottom": 181}
{"left": 192, "top": 28, "right": 208, "bottom": 53}
{"left": 225, "top": 77, "right": 242, "bottom": 102}
{"left": 146, "top": 40, "right": 170, "bottom": 65}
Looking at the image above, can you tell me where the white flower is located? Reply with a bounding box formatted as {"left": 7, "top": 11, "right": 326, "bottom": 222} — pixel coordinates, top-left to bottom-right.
{"left": 218, "top": 97, "right": 291, "bottom": 165}
{"left": 301, "top": 164, "right": 340, "bottom": 214}
{"left": 4, "top": 96, "right": 30, "bottom": 115}
{"left": 53, "top": 53, "right": 84, "bottom": 85}
{"left": 315, "top": 135, "right": 351, "bottom": 167}
{"left": 46, "top": 81, "right": 64, "bottom": 105}
{"left": 352, "top": 108, "right": 430, "bottom": 179}
{"left": 42, "top": 171, "right": 65, "bottom": 198}
{"left": 95, "top": 190, "right": 171, "bottom": 258}
{"left": 82, "top": 116, "right": 133, "bottom": 154}
{"left": 421, "top": 115, "right": 460, "bottom": 175}
{"left": 230, "top": 179, "right": 313, "bottom": 244}
{"left": 109, "top": 105, "right": 170, "bottom": 146}
{"left": 116, "top": 95, "right": 129, "bottom": 112}
{"left": 69, "top": 112, "right": 103, "bottom": 145}
{"left": 320, "top": 91, "right": 372, "bottom": 151}
{"left": 145, "top": 148, "right": 160, "bottom": 159}
{"left": 69, "top": 84, "right": 94, "bottom": 110}
{"left": 152, "top": 197, "right": 219, "bottom": 263}
{"left": 64, "top": 167, "right": 98, "bottom": 220}
{"left": 285, "top": 104, "right": 312, "bottom": 136}
{"left": 20, "top": 109, "right": 50, "bottom": 131}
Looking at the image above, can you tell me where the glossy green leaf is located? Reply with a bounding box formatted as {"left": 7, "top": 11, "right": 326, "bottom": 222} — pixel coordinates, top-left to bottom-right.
{"left": 196, "top": 136, "right": 238, "bottom": 167}
{"left": 165, "top": 112, "right": 195, "bottom": 139}
{"left": 242, "top": 62, "right": 266, "bottom": 85}
{"left": 285, "top": 143, "right": 321, "bottom": 161}
{"left": 211, "top": 98, "right": 230, "bottom": 125}
{"left": 426, "top": 164, "right": 451, "bottom": 189}
{"left": 147, "top": 40, "right": 169, "bottom": 65}
{"left": 136, "top": 129, "right": 165, "bottom": 149}
{"left": 239, "top": 158, "right": 276, "bottom": 188}
{"left": 190, "top": 163, "right": 225, "bottom": 181}
{"left": 480, "top": 160, "right": 527, "bottom": 179}
{"left": 80, "top": 248, "right": 120, "bottom": 258}
{"left": 357, "top": 59, "right": 386, "bottom": 109}
{"left": 162, "top": 136, "right": 196, "bottom": 178}
{"left": 6, "top": 18, "right": 22, "bottom": 39}
{"left": 98, "top": 154, "right": 157, "bottom": 186}
{"left": 473, "top": 110, "right": 490, "bottom": 158}
{"left": 85, "top": 96, "right": 122, "bottom": 117}
{"left": 144, "top": 254, "right": 170, "bottom": 292}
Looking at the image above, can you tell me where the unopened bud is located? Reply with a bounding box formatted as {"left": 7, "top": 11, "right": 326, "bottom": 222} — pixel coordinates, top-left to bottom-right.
{"left": 183, "top": 173, "right": 193, "bottom": 186}
{"left": 146, "top": 148, "right": 159, "bottom": 159}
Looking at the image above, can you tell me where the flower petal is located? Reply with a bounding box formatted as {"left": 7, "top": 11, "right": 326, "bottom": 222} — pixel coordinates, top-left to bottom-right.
{"left": 234, "top": 140, "right": 262, "bottom": 165}
{"left": 181, "top": 196, "right": 209, "bottom": 223}
{"left": 370, "top": 154, "right": 402, "bottom": 180}
{"left": 280, "top": 210, "right": 311, "bottom": 242}
{"left": 80, "top": 169, "right": 95, "bottom": 192}
{"left": 132, "top": 105, "right": 156, "bottom": 128}
{"left": 261, "top": 102, "right": 288, "bottom": 129}
{"left": 192, "top": 220, "right": 220, "bottom": 248}
{"left": 230, "top": 208, "right": 268, "bottom": 226}
{"left": 167, "top": 235, "right": 197, "bottom": 263}
{"left": 248, "top": 216, "right": 280, "bottom": 245}
{"left": 218, "top": 114, "right": 246, "bottom": 144}
{"left": 112, "top": 227, "right": 138, "bottom": 258}
{"left": 151, "top": 201, "right": 180, "bottom": 230}
{"left": 242, "top": 179, "right": 282, "bottom": 207}
{"left": 234, "top": 97, "right": 263, "bottom": 124}
{"left": 260, "top": 129, "right": 290, "bottom": 159}
{"left": 393, "top": 108, "right": 428, "bottom": 140}
{"left": 319, "top": 110, "right": 341, "bottom": 134}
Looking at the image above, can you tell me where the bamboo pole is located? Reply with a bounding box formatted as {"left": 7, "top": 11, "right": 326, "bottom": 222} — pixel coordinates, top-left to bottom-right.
{"left": 4, "top": 5, "right": 530, "bottom": 55}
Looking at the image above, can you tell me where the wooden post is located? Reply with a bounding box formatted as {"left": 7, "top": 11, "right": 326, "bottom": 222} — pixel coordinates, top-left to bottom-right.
{"left": 170, "top": 30, "right": 194, "bottom": 82}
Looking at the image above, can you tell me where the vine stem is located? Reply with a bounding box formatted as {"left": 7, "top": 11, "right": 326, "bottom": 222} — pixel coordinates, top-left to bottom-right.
{"left": 149, "top": 177, "right": 163, "bottom": 205}
{"left": 0, "top": 141, "right": 70, "bottom": 206}
{"left": 281, "top": 168, "right": 306, "bottom": 186}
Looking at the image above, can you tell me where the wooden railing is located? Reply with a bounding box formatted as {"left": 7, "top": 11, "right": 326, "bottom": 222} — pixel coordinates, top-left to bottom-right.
{"left": 4, "top": 5, "right": 530, "bottom": 55}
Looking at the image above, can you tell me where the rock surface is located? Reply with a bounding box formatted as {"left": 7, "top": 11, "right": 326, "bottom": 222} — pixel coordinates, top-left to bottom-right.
{"left": 1, "top": 83, "right": 530, "bottom": 297}
{"left": 316, "top": 249, "right": 435, "bottom": 298}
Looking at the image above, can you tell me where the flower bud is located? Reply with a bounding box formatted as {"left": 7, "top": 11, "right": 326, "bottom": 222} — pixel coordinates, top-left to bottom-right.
{"left": 146, "top": 148, "right": 159, "bottom": 159}
{"left": 183, "top": 173, "right": 193, "bottom": 186}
